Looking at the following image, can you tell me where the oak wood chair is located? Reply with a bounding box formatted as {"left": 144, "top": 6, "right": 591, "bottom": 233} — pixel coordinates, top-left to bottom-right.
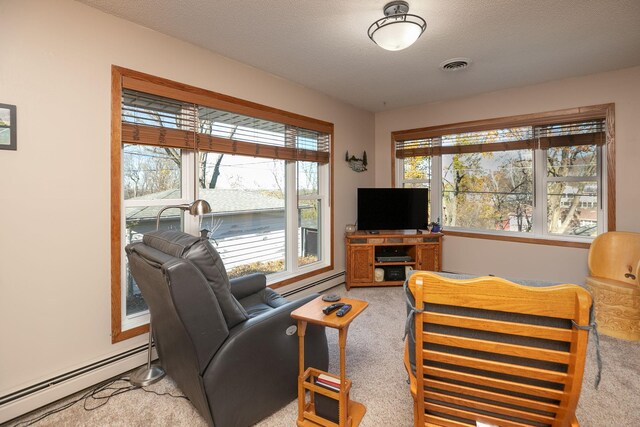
{"left": 586, "top": 231, "right": 640, "bottom": 341}
{"left": 404, "top": 272, "right": 592, "bottom": 427}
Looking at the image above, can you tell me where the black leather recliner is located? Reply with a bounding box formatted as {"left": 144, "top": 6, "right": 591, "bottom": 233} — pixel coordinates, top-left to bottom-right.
{"left": 126, "top": 230, "right": 329, "bottom": 427}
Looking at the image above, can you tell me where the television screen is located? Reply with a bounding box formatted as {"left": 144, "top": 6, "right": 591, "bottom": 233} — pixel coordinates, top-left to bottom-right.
{"left": 357, "top": 188, "right": 429, "bottom": 231}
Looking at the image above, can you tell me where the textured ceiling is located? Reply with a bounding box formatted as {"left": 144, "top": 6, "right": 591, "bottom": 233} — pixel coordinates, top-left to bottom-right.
{"left": 79, "top": 0, "right": 640, "bottom": 112}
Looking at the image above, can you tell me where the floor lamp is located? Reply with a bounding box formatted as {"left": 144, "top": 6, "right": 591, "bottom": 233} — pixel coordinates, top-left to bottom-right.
{"left": 130, "top": 199, "right": 212, "bottom": 387}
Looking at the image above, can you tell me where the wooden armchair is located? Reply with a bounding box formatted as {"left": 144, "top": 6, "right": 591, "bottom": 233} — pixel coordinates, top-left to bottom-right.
{"left": 404, "top": 272, "right": 592, "bottom": 427}
{"left": 586, "top": 231, "right": 640, "bottom": 341}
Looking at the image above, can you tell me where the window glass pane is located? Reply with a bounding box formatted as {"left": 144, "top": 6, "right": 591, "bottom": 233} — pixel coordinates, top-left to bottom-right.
{"left": 196, "top": 108, "right": 329, "bottom": 153}
{"left": 124, "top": 260, "right": 146, "bottom": 317}
{"left": 124, "top": 207, "right": 184, "bottom": 316}
{"left": 198, "top": 154, "right": 286, "bottom": 278}
{"left": 124, "top": 145, "right": 182, "bottom": 199}
{"left": 403, "top": 182, "right": 430, "bottom": 189}
{"left": 298, "top": 162, "right": 318, "bottom": 196}
{"left": 296, "top": 129, "right": 325, "bottom": 151}
{"left": 547, "top": 181, "right": 597, "bottom": 236}
{"left": 442, "top": 150, "right": 533, "bottom": 232}
{"left": 198, "top": 107, "right": 286, "bottom": 146}
{"left": 124, "top": 207, "right": 146, "bottom": 317}
{"left": 547, "top": 145, "right": 597, "bottom": 178}
{"left": 403, "top": 156, "right": 431, "bottom": 182}
{"left": 125, "top": 207, "right": 184, "bottom": 242}
{"left": 123, "top": 90, "right": 194, "bottom": 130}
{"left": 299, "top": 199, "right": 320, "bottom": 267}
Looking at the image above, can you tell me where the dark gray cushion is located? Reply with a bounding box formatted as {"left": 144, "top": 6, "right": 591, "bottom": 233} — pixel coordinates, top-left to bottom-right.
{"left": 144, "top": 231, "right": 249, "bottom": 328}
{"left": 143, "top": 231, "right": 200, "bottom": 258}
{"left": 239, "top": 288, "right": 289, "bottom": 318}
{"left": 230, "top": 273, "right": 267, "bottom": 300}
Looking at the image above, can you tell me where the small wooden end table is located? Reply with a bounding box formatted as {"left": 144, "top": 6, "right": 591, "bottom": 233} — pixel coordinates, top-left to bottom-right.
{"left": 291, "top": 296, "right": 368, "bottom": 427}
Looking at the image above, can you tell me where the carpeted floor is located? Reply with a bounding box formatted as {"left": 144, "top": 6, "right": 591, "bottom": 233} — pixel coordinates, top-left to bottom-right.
{"left": 8, "top": 285, "right": 640, "bottom": 426}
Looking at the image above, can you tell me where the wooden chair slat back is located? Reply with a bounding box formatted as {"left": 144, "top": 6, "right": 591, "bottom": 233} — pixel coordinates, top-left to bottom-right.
{"left": 408, "top": 272, "right": 592, "bottom": 427}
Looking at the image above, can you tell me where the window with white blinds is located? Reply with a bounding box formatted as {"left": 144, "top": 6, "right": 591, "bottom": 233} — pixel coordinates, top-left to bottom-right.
{"left": 111, "top": 67, "right": 334, "bottom": 342}
{"left": 394, "top": 107, "right": 613, "bottom": 244}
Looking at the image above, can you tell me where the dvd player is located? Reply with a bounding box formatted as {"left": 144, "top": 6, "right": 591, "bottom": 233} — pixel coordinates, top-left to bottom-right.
{"left": 376, "top": 255, "right": 413, "bottom": 262}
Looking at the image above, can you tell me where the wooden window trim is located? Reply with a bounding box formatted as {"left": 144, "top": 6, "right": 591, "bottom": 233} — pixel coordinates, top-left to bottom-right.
{"left": 120, "top": 71, "right": 333, "bottom": 134}
{"left": 442, "top": 230, "right": 590, "bottom": 249}
{"left": 110, "top": 67, "right": 125, "bottom": 343}
{"left": 111, "top": 66, "right": 335, "bottom": 343}
{"left": 391, "top": 104, "right": 616, "bottom": 246}
{"left": 392, "top": 104, "right": 612, "bottom": 142}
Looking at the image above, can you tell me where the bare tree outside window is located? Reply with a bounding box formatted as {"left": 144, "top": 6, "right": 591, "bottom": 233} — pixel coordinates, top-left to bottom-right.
{"left": 441, "top": 128, "right": 533, "bottom": 232}
{"left": 546, "top": 145, "right": 598, "bottom": 235}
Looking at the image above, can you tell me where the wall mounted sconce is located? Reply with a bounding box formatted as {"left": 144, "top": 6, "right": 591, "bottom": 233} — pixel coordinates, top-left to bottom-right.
{"left": 346, "top": 150, "right": 368, "bottom": 172}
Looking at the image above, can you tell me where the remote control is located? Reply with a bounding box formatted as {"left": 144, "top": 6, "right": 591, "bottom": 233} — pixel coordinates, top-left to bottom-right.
{"left": 336, "top": 304, "right": 352, "bottom": 317}
{"left": 322, "top": 303, "right": 345, "bottom": 315}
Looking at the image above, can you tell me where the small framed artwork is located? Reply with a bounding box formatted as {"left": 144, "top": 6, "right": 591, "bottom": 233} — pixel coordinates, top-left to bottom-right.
{"left": 0, "top": 103, "right": 17, "bottom": 151}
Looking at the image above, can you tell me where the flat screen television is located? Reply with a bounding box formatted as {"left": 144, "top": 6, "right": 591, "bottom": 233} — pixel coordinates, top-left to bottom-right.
{"left": 357, "top": 188, "right": 429, "bottom": 231}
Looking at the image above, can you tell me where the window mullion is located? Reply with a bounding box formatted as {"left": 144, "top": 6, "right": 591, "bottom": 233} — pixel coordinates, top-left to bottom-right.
{"left": 432, "top": 155, "right": 442, "bottom": 224}
{"left": 320, "top": 163, "right": 329, "bottom": 263}
{"left": 285, "top": 160, "right": 298, "bottom": 275}
{"left": 533, "top": 148, "right": 546, "bottom": 236}
{"left": 598, "top": 146, "right": 606, "bottom": 233}
{"left": 395, "top": 157, "right": 404, "bottom": 186}
{"left": 183, "top": 150, "right": 199, "bottom": 235}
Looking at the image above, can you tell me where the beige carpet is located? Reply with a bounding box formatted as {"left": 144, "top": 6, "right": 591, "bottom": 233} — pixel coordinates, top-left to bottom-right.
{"left": 8, "top": 285, "right": 640, "bottom": 426}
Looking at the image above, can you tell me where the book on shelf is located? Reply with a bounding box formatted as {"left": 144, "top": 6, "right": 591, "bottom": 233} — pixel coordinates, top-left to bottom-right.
{"left": 315, "top": 378, "right": 339, "bottom": 392}
{"left": 314, "top": 377, "right": 339, "bottom": 423}
{"left": 317, "top": 373, "right": 340, "bottom": 390}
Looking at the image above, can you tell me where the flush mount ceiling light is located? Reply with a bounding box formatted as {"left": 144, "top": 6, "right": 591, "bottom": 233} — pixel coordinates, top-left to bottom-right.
{"left": 368, "top": 1, "right": 426, "bottom": 51}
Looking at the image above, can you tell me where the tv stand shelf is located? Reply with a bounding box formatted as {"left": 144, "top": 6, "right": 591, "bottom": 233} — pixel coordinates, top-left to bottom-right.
{"left": 345, "top": 231, "right": 442, "bottom": 290}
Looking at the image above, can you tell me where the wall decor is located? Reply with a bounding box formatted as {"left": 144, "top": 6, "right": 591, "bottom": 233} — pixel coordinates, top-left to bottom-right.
{"left": 345, "top": 150, "right": 367, "bottom": 172}
{"left": 0, "top": 103, "right": 17, "bottom": 151}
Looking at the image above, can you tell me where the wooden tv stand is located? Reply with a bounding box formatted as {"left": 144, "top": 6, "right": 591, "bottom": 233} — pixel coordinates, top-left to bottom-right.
{"left": 345, "top": 231, "right": 442, "bottom": 290}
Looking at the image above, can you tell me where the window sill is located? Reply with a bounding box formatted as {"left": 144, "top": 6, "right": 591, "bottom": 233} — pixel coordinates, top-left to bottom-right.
{"left": 269, "top": 264, "right": 333, "bottom": 289}
{"left": 442, "top": 230, "right": 591, "bottom": 249}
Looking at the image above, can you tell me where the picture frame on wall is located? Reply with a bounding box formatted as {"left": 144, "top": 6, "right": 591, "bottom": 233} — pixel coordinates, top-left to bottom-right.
{"left": 0, "top": 103, "right": 17, "bottom": 151}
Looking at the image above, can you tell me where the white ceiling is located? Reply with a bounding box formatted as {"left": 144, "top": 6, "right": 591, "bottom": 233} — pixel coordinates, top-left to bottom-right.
{"left": 79, "top": 0, "right": 640, "bottom": 112}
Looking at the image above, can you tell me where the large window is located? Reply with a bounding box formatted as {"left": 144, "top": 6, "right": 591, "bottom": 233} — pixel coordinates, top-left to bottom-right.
{"left": 111, "top": 67, "right": 333, "bottom": 341}
{"left": 394, "top": 105, "right": 614, "bottom": 245}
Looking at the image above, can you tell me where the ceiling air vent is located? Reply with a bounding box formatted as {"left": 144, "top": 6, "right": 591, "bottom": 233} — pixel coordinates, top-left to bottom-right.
{"left": 439, "top": 58, "right": 471, "bottom": 71}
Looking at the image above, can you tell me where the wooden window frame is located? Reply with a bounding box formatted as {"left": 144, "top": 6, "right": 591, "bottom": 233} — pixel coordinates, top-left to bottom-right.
{"left": 111, "top": 66, "right": 334, "bottom": 343}
{"left": 391, "top": 104, "right": 615, "bottom": 249}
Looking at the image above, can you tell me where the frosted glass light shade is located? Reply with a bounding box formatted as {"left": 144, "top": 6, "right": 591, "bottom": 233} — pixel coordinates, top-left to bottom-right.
{"left": 371, "top": 20, "right": 424, "bottom": 51}
{"left": 367, "top": 10, "right": 427, "bottom": 52}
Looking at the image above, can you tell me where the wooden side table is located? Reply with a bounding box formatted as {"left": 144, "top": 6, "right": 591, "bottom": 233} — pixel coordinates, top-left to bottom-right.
{"left": 291, "top": 296, "right": 368, "bottom": 427}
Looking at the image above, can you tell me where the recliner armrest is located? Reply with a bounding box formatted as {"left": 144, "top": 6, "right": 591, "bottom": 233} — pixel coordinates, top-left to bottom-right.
{"left": 202, "top": 292, "right": 327, "bottom": 427}
{"left": 233, "top": 293, "right": 317, "bottom": 330}
{"left": 229, "top": 273, "right": 267, "bottom": 300}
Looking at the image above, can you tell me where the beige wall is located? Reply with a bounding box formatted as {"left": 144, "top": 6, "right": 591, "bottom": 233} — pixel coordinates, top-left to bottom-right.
{"left": 375, "top": 66, "right": 640, "bottom": 283}
{"left": 2, "top": 0, "right": 639, "bottom": 419}
{"left": 0, "top": 0, "right": 374, "bottom": 404}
